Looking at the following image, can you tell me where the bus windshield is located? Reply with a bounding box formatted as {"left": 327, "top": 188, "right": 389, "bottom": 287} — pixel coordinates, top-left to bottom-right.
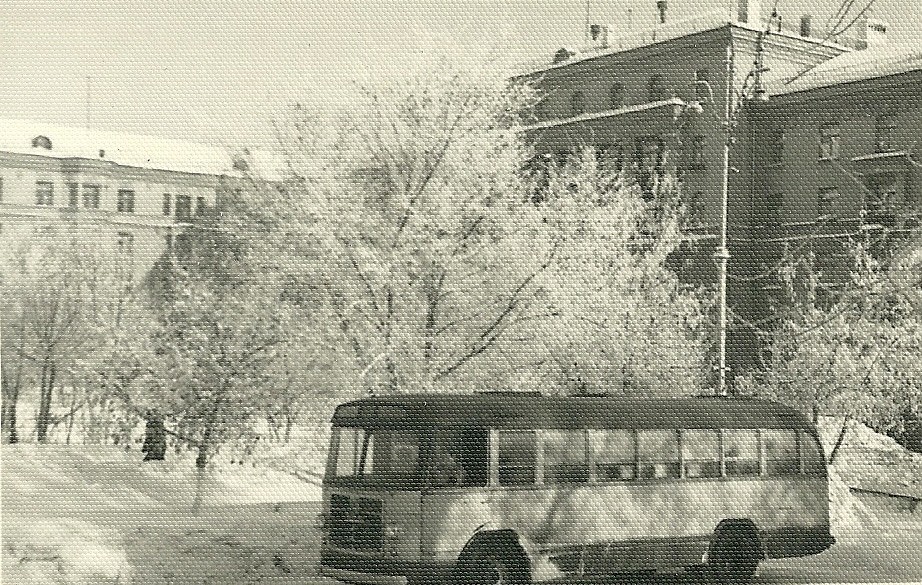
{"left": 331, "top": 426, "right": 420, "bottom": 479}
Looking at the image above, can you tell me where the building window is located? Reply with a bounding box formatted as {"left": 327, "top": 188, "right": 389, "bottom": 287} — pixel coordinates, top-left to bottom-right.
{"left": 498, "top": 430, "right": 537, "bottom": 485}
{"left": 766, "top": 128, "right": 784, "bottom": 165}
{"left": 165, "top": 233, "right": 173, "bottom": 254}
{"left": 875, "top": 113, "right": 896, "bottom": 153}
{"left": 162, "top": 193, "right": 172, "bottom": 215}
{"left": 175, "top": 195, "right": 192, "bottom": 221}
{"left": 196, "top": 196, "right": 206, "bottom": 216}
{"left": 818, "top": 187, "right": 840, "bottom": 218}
{"left": 570, "top": 90, "right": 586, "bottom": 116}
{"left": 647, "top": 74, "right": 667, "bottom": 102}
{"left": 688, "top": 135, "right": 706, "bottom": 169}
{"left": 865, "top": 174, "right": 899, "bottom": 225}
{"left": 117, "top": 189, "right": 135, "bottom": 213}
{"left": 116, "top": 231, "right": 134, "bottom": 256}
{"left": 35, "top": 181, "right": 54, "bottom": 206}
{"left": 82, "top": 184, "right": 101, "bottom": 208}
{"left": 694, "top": 68, "right": 710, "bottom": 101}
{"left": 0, "top": 176, "right": 4, "bottom": 202}
{"left": 66, "top": 183, "right": 79, "bottom": 207}
{"left": 609, "top": 82, "right": 625, "bottom": 109}
{"left": 818, "top": 123, "right": 840, "bottom": 160}
{"left": 543, "top": 430, "right": 589, "bottom": 484}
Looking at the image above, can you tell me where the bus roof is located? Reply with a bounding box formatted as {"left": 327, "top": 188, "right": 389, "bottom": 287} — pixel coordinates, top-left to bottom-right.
{"left": 331, "top": 393, "right": 817, "bottom": 435}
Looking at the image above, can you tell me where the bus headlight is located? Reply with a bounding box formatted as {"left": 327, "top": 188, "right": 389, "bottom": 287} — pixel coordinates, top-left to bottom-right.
{"left": 384, "top": 523, "right": 404, "bottom": 539}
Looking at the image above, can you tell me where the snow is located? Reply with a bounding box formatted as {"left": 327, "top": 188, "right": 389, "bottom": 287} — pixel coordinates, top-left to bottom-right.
{"left": 1, "top": 443, "right": 324, "bottom": 584}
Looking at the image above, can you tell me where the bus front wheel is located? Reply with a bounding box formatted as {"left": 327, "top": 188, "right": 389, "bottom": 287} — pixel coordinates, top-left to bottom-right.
{"left": 708, "top": 529, "right": 760, "bottom": 585}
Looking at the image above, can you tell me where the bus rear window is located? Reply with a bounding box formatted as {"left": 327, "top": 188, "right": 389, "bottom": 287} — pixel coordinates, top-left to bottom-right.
{"left": 723, "top": 429, "right": 760, "bottom": 477}
{"left": 499, "top": 431, "right": 537, "bottom": 485}
{"left": 764, "top": 429, "right": 799, "bottom": 476}
{"left": 544, "top": 430, "right": 589, "bottom": 484}
{"left": 331, "top": 427, "right": 420, "bottom": 479}
{"left": 590, "top": 429, "right": 635, "bottom": 481}
{"left": 683, "top": 430, "right": 720, "bottom": 478}
{"left": 638, "top": 430, "right": 680, "bottom": 479}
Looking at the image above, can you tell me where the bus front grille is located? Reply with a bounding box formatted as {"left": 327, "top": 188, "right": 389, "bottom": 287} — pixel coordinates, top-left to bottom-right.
{"left": 329, "top": 494, "right": 383, "bottom": 552}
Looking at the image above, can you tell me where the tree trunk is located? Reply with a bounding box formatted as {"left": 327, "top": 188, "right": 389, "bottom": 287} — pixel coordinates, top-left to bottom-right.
{"left": 192, "top": 425, "right": 213, "bottom": 515}
{"left": 141, "top": 413, "right": 167, "bottom": 461}
{"left": 828, "top": 415, "right": 850, "bottom": 465}
{"left": 1, "top": 370, "right": 20, "bottom": 444}
{"left": 36, "top": 361, "right": 55, "bottom": 443}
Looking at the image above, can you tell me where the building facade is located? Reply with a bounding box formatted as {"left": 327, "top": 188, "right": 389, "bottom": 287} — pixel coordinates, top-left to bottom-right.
{"left": 0, "top": 121, "right": 250, "bottom": 279}
{"left": 515, "top": 3, "right": 922, "bottom": 377}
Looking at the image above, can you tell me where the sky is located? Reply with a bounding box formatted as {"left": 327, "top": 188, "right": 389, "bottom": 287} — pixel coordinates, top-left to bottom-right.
{"left": 1, "top": 0, "right": 919, "bottom": 150}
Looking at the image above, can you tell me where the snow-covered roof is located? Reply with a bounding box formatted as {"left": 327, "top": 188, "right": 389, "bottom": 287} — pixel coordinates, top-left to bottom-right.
{"left": 0, "top": 119, "right": 242, "bottom": 177}
{"left": 512, "top": 10, "right": 849, "bottom": 77}
{"left": 772, "top": 43, "right": 922, "bottom": 96}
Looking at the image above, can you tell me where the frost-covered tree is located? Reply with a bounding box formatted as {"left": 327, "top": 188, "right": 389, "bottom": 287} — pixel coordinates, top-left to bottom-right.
{"left": 737, "top": 233, "right": 922, "bottom": 461}
{"left": 234, "top": 55, "right": 710, "bottom": 398}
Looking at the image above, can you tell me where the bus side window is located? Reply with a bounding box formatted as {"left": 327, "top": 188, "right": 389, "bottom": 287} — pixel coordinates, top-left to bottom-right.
{"left": 801, "top": 431, "right": 827, "bottom": 476}
{"left": 499, "top": 430, "right": 537, "bottom": 485}
{"left": 544, "top": 430, "right": 589, "bottom": 484}
{"left": 590, "top": 429, "right": 635, "bottom": 481}
{"left": 764, "top": 429, "right": 799, "bottom": 476}
{"left": 683, "top": 429, "right": 720, "bottom": 478}
{"left": 431, "top": 427, "right": 488, "bottom": 487}
{"left": 638, "top": 430, "right": 680, "bottom": 479}
{"left": 723, "top": 429, "right": 760, "bottom": 477}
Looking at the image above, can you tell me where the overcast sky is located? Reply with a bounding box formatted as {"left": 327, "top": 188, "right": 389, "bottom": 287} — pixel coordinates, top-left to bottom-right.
{"left": 1, "top": 0, "right": 919, "bottom": 150}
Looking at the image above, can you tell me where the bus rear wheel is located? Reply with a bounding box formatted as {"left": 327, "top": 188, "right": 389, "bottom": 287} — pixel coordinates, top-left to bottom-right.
{"left": 457, "top": 542, "right": 529, "bottom": 585}
{"left": 708, "top": 529, "right": 759, "bottom": 585}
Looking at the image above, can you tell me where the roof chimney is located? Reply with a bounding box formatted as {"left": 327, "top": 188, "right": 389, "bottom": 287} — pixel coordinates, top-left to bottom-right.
{"left": 866, "top": 18, "right": 888, "bottom": 47}
{"left": 589, "top": 23, "right": 611, "bottom": 48}
{"left": 737, "top": 0, "right": 761, "bottom": 23}
{"left": 799, "top": 15, "right": 812, "bottom": 38}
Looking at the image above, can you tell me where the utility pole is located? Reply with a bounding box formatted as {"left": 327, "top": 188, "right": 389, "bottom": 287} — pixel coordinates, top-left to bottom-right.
{"left": 716, "top": 43, "right": 734, "bottom": 397}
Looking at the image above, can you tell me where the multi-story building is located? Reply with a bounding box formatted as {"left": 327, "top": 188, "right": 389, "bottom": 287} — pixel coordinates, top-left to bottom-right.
{"left": 0, "top": 120, "right": 255, "bottom": 279}
{"left": 514, "top": 1, "right": 922, "bottom": 377}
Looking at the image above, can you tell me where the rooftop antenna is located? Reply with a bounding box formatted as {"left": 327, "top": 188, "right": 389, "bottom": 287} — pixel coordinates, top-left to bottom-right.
{"left": 85, "top": 76, "right": 91, "bottom": 130}
{"left": 584, "top": 0, "right": 591, "bottom": 43}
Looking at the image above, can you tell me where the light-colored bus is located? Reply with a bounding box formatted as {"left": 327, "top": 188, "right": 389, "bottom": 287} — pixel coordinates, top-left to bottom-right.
{"left": 319, "top": 393, "right": 834, "bottom": 585}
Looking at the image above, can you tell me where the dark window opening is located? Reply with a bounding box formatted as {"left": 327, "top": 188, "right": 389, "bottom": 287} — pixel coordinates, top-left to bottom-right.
{"left": 162, "top": 193, "right": 172, "bottom": 216}
{"left": 819, "top": 123, "right": 840, "bottom": 160}
{"left": 647, "top": 75, "right": 668, "bottom": 102}
{"left": 35, "top": 181, "right": 54, "bottom": 206}
{"left": 175, "top": 195, "right": 192, "bottom": 221}
{"left": 609, "top": 82, "right": 625, "bottom": 109}
{"left": 570, "top": 91, "right": 586, "bottom": 117}
{"left": 82, "top": 184, "right": 101, "bottom": 208}
{"left": 67, "top": 183, "right": 79, "bottom": 208}
{"left": 875, "top": 114, "right": 897, "bottom": 153}
{"left": 694, "top": 68, "right": 710, "bottom": 101}
{"left": 818, "top": 187, "right": 839, "bottom": 219}
{"left": 117, "top": 189, "right": 135, "bottom": 213}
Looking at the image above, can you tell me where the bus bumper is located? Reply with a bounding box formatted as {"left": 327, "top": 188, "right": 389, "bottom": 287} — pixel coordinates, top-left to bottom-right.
{"left": 763, "top": 526, "right": 836, "bottom": 559}
{"left": 321, "top": 547, "right": 454, "bottom": 585}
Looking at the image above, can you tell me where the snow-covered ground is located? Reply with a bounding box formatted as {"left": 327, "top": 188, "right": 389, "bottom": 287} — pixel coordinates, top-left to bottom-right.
{"left": 1, "top": 444, "right": 322, "bottom": 584}
{"left": 2, "top": 419, "right": 920, "bottom": 584}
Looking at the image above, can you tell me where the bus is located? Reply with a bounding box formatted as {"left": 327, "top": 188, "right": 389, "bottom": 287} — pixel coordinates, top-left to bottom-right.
{"left": 319, "top": 393, "right": 834, "bottom": 585}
